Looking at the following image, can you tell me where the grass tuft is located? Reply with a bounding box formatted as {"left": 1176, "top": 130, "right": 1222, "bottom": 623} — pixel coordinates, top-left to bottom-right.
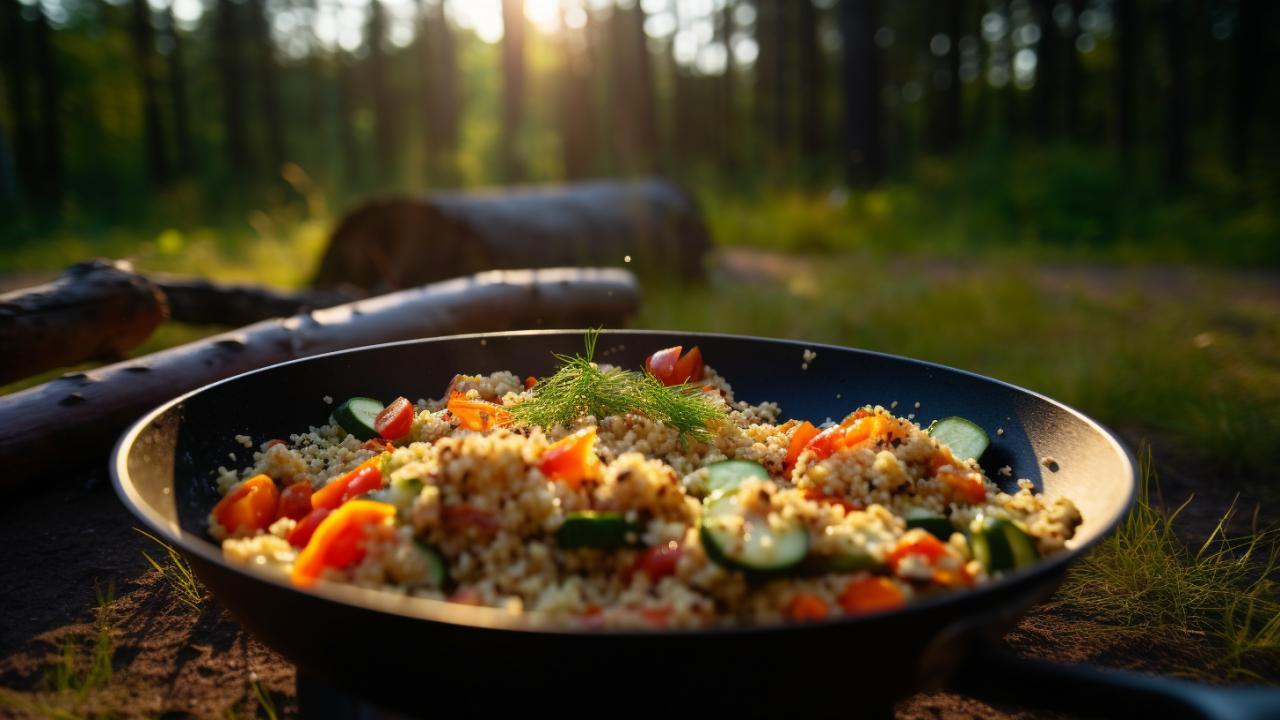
{"left": 1052, "top": 449, "right": 1280, "bottom": 682}
{"left": 136, "top": 527, "right": 204, "bottom": 611}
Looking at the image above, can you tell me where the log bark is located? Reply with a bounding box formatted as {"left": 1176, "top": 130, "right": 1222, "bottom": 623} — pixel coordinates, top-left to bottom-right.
{"left": 0, "top": 260, "right": 169, "bottom": 386}
{"left": 151, "top": 275, "right": 362, "bottom": 326}
{"left": 313, "top": 178, "right": 710, "bottom": 290}
{"left": 0, "top": 267, "right": 639, "bottom": 492}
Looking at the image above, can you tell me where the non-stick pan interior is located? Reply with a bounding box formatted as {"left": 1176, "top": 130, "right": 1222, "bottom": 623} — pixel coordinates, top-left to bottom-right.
{"left": 115, "top": 330, "right": 1134, "bottom": 625}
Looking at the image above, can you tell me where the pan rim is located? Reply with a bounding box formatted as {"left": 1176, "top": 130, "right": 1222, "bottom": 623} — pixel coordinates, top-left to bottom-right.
{"left": 111, "top": 328, "right": 1137, "bottom": 637}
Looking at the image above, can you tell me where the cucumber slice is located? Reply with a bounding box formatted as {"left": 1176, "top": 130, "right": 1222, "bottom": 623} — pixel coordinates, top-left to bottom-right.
{"left": 928, "top": 416, "right": 990, "bottom": 462}
{"left": 334, "top": 397, "right": 384, "bottom": 441}
{"left": 370, "top": 474, "right": 423, "bottom": 509}
{"left": 803, "top": 549, "right": 883, "bottom": 574}
{"left": 700, "top": 491, "right": 809, "bottom": 575}
{"left": 557, "top": 511, "right": 637, "bottom": 549}
{"left": 904, "top": 507, "right": 954, "bottom": 540}
{"left": 970, "top": 516, "right": 1039, "bottom": 574}
{"left": 413, "top": 540, "right": 448, "bottom": 588}
{"left": 703, "top": 460, "right": 770, "bottom": 495}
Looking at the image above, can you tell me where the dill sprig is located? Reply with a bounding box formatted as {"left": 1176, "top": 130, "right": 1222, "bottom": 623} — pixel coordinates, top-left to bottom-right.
{"left": 508, "top": 331, "right": 728, "bottom": 442}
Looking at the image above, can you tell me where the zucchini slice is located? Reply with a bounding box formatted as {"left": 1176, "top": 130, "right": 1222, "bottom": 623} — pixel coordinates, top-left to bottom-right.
{"left": 970, "top": 516, "right": 1039, "bottom": 574}
{"left": 557, "top": 511, "right": 636, "bottom": 549}
{"left": 703, "top": 460, "right": 771, "bottom": 495}
{"left": 928, "top": 416, "right": 990, "bottom": 462}
{"left": 333, "top": 397, "right": 384, "bottom": 441}
{"left": 700, "top": 491, "right": 809, "bottom": 575}
{"left": 904, "top": 507, "right": 954, "bottom": 540}
{"left": 803, "top": 549, "right": 883, "bottom": 574}
{"left": 413, "top": 540, "right": 448, "bottom": 588}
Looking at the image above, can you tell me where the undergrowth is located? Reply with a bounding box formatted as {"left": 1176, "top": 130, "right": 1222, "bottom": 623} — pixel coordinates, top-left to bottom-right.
{"left": 1052, "top": 450, "right": 1280, "bottom": 682}
{"left": 136, "top": 527, "right": 205, "bottom": 612}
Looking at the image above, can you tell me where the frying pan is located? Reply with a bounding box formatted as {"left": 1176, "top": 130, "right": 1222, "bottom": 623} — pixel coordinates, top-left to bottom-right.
{"left": 112, "top": 330, "right": 1280, "bottom": 719}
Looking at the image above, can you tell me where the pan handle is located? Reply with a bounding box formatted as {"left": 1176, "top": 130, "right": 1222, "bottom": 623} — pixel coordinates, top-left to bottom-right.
{"left": 952, "top": 642, "right": 1280, "bottom": 720}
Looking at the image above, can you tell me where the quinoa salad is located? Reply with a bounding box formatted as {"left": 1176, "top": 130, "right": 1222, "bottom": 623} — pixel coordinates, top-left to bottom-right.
{"left": 208, "top": 335, "right": 1082, "bottom": 629}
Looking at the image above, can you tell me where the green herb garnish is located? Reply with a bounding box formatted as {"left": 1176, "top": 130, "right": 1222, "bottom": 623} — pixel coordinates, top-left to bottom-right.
{"left": 508, "top": 331, "right": 728, "bottom": 443}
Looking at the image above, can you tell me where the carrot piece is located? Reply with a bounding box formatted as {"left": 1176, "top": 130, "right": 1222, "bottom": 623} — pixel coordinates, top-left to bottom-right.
{"left": 839, "top": 575, "right": 905, "bottom": 615}
{"left": 290, "top": 500, "right": 396, "bottom": 586}
{"left": 785, "top": 592, "right": 831, "bottom": 621}
{"left": 212, "top": 474, "right": 279, "bottom": 537}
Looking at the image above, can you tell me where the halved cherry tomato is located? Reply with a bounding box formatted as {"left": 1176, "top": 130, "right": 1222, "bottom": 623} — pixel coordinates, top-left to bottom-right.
{"left": 311, "top": 458, "right": 383, "bottom": 510}
{"left": 290, "top": 500, "right": 395, "bottom": 586}
{"left": 887, "top": 532, "right": 950, "bottom": 571}
{"left": 804, "top": 425, "right": 843, "bottom": 462}
{"left": 785, "top": 421, "right": 821, "bottom": 473}
{"left": 632, "top": 542, "right": 681, "bottom": 582}
{"left": 374, "top": 396, "right": 414, "bottom": 440}
{"left": 785, "top": 592, "right": 831, "bottom": 621}
{"left": 361, "top": 438, "right": 393, "bottom": 453}
{"left": 287, "top": 507, "right": 331, "bottom": 548}
{"left": 803, "top": 411, "right": 890, "bottom": 463}
{"left": 839, "top": 575, "right": 905, "bottom": 614}
{"left": 644, "top": 345, "right": 706, "bottom": 386}
{"left": 212, "top": 474, "right": 279, "bottom": 536}
{"left": 524, "top": 376, "right": 538, "bottom": 390}
{"left": 447, "top": 391, "right": 510, "bottom": 431}
{"left": 442, "top": 504, "right": 499, "bottom": 533}
{"left": 539, "top": 427, "right": 600, "bottom": 489}
{"left": 277, "top": 482, "right": 314, "bottom": 521}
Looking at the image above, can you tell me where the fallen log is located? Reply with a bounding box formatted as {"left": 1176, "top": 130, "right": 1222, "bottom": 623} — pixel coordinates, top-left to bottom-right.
{"left": 0, "top": 267, "right": 640, "bottom": 492}
{"left": 151, "top": 274, "right": 363, "bottom": 326}
{"left": 313, "top": 178, "right": 710, "bottom": 291}
{"left": 0, "top": 259, "right": 169, "bottom": 386}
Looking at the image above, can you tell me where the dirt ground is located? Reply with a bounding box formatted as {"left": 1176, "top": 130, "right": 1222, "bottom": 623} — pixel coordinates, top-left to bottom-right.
{"left": 0, "top": 438, "right": 1256, "bottom": 720}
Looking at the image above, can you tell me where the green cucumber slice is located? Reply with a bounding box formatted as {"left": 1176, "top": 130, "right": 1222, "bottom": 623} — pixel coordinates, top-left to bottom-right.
{"left": 904, "top": 507, "right": 955, "bottom": 540}
{"left": 413, "top": 540, "right": 448, "bottom": 588}
{"left": 928, "top": 416, "right": 990, "bottom": 462}
{"left": 970, "top": 516, "right": 1039, "bottom": 574}
{"left": 334, "top": 397, "right": 384, "bottom": 441}
{"left": 703, "top": 460, "right": 770, "bottom": 495}
{"left": 700, "top": 491, "right": 809, "bottom": 575}
{"left": 557, "top": 511, "right": 637, "bottom": 549}
{"left": 804, "top": 550, "right": 883, "bottom": 574}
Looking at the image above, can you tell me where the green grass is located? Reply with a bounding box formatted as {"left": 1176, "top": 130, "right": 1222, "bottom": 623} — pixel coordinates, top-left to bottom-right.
{"left": 136, "top": 527, "right": 205, "bottom": 612}
{"left": 1052, "top": 450, "right": 1280, "bottom": 682}
{"left": 0, "top": 583, "right": 117, "bottom": 719}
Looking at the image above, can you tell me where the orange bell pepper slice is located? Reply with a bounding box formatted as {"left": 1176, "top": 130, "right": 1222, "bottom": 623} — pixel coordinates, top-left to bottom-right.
{"left": 839, "top": 575, "right": 905, "bottom": 615}
{"left": 447, "top": 391, "right": 511, "bottom": 431}
{"left": 311, "top": 457, "right": 383, "bottom": 511}
{"left": 291, "top": 500, "right": 396, "bottom": 586}
{"left": 539, "top": 427, "right": 601, "bottom": 489}
{"left": 887, "top": 532, "right": 950, "bottom": 572}
{"left": 929, "top": 448, "right": 987, "bottom": 503}
{"left": 784, "top": 421, "right": 821, "bottom": 474}
{"left": 212, "top": 474, "right": 279, "bottom": 537}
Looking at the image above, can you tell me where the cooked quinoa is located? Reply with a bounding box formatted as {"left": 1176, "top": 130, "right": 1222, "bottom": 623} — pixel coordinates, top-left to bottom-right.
{"left": 209, "top": 346, "right": 1082, "bottom": 629}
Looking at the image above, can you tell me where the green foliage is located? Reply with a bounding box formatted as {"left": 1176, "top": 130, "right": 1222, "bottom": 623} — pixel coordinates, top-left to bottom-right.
{"left": 136, "top": 527, "right": 204, "bottom": 612}
{"left": 509, "top": 330, "right": 728, "bottom": 442}
{"left": 1052, "top": 451, "right": 1280, "bottom": 682}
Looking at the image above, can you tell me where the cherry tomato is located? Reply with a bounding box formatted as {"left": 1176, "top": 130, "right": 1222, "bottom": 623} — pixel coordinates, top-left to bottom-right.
{"left": 374, "top": 396, "right": 414, "bottom": 440}
{"left": 212, "top": 475, "right": 279, "bottom": 536}
{"left": 287, "top": 507, "right": 331, "bottom": 548}
{"left": 277, "top": 482, "right": 314, "bottom": 521}
{"left": 632, "top": 542, "right": 681, "bottom": 582}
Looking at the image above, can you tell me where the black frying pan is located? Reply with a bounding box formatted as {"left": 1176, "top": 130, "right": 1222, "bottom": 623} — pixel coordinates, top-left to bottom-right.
{"left": 111, "top": 331, "right": 1280, "bottom": 718}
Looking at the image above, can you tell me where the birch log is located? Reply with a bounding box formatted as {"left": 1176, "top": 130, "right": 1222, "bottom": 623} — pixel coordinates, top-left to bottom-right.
{"left": 0, "top": 267, "right": 639, "bottom": 491}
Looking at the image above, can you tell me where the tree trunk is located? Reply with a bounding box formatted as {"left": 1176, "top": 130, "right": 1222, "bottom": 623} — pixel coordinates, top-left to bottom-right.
{"left": 500, "top": 0, "right": 525, "bottom": 182}
{"left": 840, "top": 0, "right": 884, "bottom": 187}
{"left": 628, "top": 2, "right": 659, "bottom": 172}
{"left": 215, "top": 0, "right": 250, "bottom": 177}
{"left": 0, "top": 0, "right": 35, "bottom": 202}
{"left": 719, "top": 0, "right": 738, "bottom": 170}
{"left": 150, "top": 275, "right": 361, "bottom": 325}
{"left": 33, "top": 4, "right": 61, "bottom": 209}
{"left": 1229, "top": 0, "right": 1261, "bottom": 175}
{"left": 131, "top": 0, "right": 170, "bottom": 187}
{"left": 930, "top": 0, "right": 964, "bottom": 152}
{"left": 430, "top": 0, "right": 460, "bottom": 177}
{"left": 248, "top": 0, "right": 286, "bottom": 178}
{"left": 1064, "top": 0, "right": 1085, "bottom": 136}
{"left": 0, "top": 268, "right": 642, "bottom": 491}
{"left": 797, "top": 0, "right": 823, "bottom": 166}
{"left": 1162, "top": 0, "right": 1189, "bottom": 190}
{"left": 367, "top": 0, "right": 394, "bottom": 182}
{"left": 0, "top": 260, "right": 169, "bottom": 386}
{"left": 558, "top": 6, "right": 593, "bottom": 180}
{"left": 1032, "top": 0, "right": 1058, "bottom": 141}
{"left": 336, "top": 52, "right": 362, "bottom": 190}
{"left": 162, "top": 3, "right": 193, "bottom": 176}
{"left": 1114, "top": 0, "right": 1136, "bottom": 175}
